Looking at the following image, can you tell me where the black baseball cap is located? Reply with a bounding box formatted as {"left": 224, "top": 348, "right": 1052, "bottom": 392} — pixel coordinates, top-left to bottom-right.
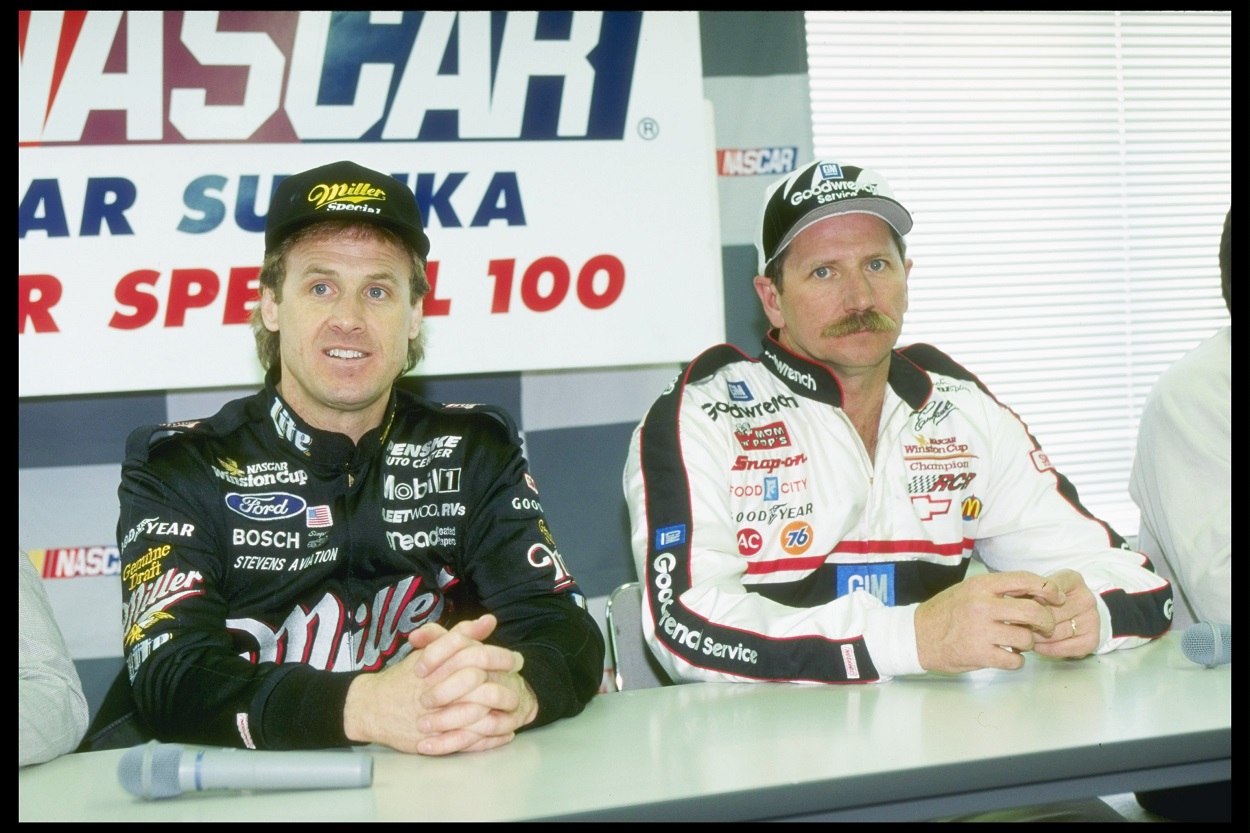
{"left": 756, "top": 160, "right": 912, "bottom": 272}
{"left": 265, "top": 160, "right": 431, "bottom": 260}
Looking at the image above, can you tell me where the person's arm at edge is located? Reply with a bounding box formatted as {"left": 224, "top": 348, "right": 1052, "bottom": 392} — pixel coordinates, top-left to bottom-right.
{"left": 19, "top": 549, "right": 90, "bottom": 766}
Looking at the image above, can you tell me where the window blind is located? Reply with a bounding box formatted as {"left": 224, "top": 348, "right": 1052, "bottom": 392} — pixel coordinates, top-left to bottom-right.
{"left": 804, "top": 10, "right": 1231, "bottom": 537}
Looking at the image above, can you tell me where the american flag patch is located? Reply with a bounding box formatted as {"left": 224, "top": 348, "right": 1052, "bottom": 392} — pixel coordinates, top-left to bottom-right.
{"left": 306, "top": 505, "right": 333, "bottom": 528}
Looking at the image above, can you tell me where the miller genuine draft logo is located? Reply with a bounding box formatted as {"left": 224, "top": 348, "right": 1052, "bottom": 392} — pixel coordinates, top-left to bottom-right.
{"left": 308, "top": 182, "right": 387, "bottom": 209}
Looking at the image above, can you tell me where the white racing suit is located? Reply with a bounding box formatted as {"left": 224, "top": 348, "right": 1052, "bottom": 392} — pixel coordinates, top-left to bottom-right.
{"left": 624, "top": 334, "right": 1172, "bottom": 683}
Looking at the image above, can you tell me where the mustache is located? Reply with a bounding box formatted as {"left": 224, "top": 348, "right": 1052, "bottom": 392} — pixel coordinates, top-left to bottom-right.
{"left": 820, "top": 309, "right": 898, "bottom": 338}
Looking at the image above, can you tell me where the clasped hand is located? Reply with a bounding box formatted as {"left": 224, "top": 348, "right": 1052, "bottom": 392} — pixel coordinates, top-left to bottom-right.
{"left": 344, "top": 613, "right": 539, "bottom": 755}
{"left": 915, "top": 568, "right": 1100, "bottom": 674}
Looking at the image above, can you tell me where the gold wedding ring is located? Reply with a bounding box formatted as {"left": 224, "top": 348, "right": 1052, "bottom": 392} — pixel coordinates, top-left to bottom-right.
{"left": 1070, "top": 618, "right": 1078, "bottom": 637}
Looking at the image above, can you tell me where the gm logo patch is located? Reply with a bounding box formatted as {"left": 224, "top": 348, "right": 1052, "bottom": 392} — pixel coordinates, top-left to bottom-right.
{"left": 727, "top": 380, "right": 753, "bottom": 401}
{"left": 655, "top": 524, "right": 687, "bottom": 549}
{"left": 818, "top": 162, "right": 844, "bottom": 180}
{"left": 837, "top": 564, "right": 895, "bottom": 606}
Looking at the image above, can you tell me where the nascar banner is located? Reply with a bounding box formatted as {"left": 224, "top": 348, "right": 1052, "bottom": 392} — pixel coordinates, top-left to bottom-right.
{"left": 18, "top": 11, "right": 723, "bottom": 396}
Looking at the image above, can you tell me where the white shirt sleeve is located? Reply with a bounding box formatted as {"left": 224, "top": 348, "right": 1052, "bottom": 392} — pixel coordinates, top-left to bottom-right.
{"left": 1129, "top": 327, "right": 1231, "bottom": 630}
{"left": 19, "top": 549, "right": 90, "bottom": 767}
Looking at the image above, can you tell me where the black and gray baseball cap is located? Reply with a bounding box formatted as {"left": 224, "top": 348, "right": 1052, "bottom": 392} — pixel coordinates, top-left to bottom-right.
{"left": 756, "top": 160, "right": 912, "bottom": 272}
{"left": 265, "top": 160, "right": 430, "bottom": 260}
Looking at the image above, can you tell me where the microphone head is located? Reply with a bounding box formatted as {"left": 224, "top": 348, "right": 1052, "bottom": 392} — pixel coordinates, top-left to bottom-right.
{"left": 118, "top": 741, "right": 185, "bottom": 800}
{"left": 1180, "top": 621, "right": 1231, "bottom": 668}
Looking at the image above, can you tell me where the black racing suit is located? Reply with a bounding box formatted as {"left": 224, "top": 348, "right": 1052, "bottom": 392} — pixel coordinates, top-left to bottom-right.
{"left": 87, "top": 372, "right": 603, "bottom": 750}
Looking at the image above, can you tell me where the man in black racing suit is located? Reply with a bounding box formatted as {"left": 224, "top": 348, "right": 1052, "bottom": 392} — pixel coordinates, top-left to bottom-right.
{"left": 83, "top": 161, "right": 603, "bottom": 755}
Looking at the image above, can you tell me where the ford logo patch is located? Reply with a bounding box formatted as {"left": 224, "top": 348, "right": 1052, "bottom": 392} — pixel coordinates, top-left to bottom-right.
{"left": 225, "top": 491, "right": 307, "bottom": 521}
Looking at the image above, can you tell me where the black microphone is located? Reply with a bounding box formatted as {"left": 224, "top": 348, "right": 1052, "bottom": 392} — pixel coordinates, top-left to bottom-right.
{"left": 117, "top": 741, "right": 373, "bottom": 800}
{"left": 1179, "top": 621, "right": 1231, "bottom": 668}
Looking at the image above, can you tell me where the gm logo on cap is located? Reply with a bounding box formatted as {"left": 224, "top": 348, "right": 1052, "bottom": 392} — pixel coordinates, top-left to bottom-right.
{"left": 818, "top": 162, "right": 844, "bottom": 180}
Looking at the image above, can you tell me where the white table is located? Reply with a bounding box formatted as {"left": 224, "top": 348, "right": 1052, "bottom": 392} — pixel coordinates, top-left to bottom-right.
{"left": 19, "top": 632, "right": 1230, "bottom": 821}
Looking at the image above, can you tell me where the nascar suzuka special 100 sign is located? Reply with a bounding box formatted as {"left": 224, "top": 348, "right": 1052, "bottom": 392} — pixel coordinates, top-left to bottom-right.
{"left": 18, "top": 11, "right": 723, "bottom": 397}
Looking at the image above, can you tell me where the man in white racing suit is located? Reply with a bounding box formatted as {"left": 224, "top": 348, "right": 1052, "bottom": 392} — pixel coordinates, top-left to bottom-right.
{"left": 623, "top": 160, "right": 1172, "bottom": 684}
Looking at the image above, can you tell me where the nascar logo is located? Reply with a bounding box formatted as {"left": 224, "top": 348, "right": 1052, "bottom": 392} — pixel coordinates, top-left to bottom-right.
{"left": 19, "top": 11, "right": 643, "bottom": 145}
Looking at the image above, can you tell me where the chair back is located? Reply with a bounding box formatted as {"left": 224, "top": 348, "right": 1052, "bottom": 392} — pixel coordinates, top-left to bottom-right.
{"left": 605, "top": 581, "right": 673, "bottom": 691}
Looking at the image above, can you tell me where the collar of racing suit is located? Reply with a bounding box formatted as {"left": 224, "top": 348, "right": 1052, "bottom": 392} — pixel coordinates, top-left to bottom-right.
{"left": 262, "top": 367, "right": 399, "bottom": 470}
{"left": 757, "top": 330, "right": 934, "bottom": 412}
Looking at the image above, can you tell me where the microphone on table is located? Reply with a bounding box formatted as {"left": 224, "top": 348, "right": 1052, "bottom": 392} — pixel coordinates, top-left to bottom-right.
{"left": 1179, "top": 621, "right": 1231, "bottom": 668}
{"left": 117, "top": 740, "right": 373, "bottom": 800}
